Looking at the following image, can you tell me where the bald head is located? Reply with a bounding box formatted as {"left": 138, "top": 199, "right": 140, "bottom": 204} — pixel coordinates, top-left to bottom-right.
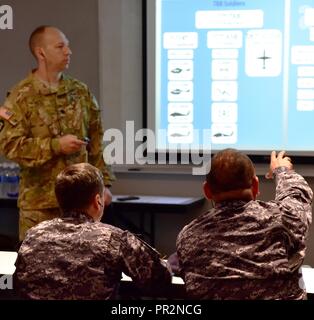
{"left": 206, "top": 148, "right": 255, "bottom": 195}
{"left": 29, "top": 26, "right": 66, "bottom": 58}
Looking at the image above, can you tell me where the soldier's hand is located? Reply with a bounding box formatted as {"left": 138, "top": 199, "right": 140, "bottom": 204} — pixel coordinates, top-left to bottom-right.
{"left": 265, "top": 151, "right": 293, "bottom": 179}
{"left": 59, "top": 134, "right": 87, "bottom": 155}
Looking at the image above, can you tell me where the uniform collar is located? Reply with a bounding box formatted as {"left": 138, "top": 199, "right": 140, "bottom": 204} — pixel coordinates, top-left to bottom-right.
{"left": 62, "top": 211, "right": 94, "bottom": 223}
{"left": 214, "top": 199, "right": 250, "bottom": 209}
{"left": 28, "top": 71, "right": 72, "bottom": 96}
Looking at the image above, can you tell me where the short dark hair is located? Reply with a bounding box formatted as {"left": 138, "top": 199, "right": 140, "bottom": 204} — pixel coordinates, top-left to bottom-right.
{"left": 55, "top": 163, "right": 104, "bottom": 214}
{"left": 206, "top": 148, "right": 255, "bottom": 194}
{"left": 29, "top": 25, "right": 51, "bottom": 57}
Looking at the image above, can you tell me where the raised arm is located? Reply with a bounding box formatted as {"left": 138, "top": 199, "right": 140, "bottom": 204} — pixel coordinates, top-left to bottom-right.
{"left": 267, "top": 151, "right": 312, "bottom": 245}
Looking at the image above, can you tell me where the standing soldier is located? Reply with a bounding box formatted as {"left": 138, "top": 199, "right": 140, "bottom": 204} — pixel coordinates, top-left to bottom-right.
{"left": 0, "top": 26, "right": 115, "bottom": 241}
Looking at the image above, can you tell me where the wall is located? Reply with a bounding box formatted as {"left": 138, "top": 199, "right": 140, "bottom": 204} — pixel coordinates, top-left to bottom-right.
{"left": 1, "top": 0, "right": 314, "bottom": 267}
{"left": 98, "top": 0, "right": 143, "bottom": 142}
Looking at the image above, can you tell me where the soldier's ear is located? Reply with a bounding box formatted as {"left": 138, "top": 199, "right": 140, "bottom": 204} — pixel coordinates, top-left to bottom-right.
{"left": 251, "top": 176, "right": 259, "bottom": 200}
{"left": 34, "top": 47, "right": 46, "bottom": 61}
{"left": 40, "top": 48, "right": 46, "bottom": 60}
{"left": 203, "top": 181, "right": 212, "bottom": 200}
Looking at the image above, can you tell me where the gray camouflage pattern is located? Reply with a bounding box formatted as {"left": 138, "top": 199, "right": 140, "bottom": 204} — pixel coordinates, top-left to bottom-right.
{"left": 15, "top": 212, "right": 171, "bottom": 300}
{"left": 176, "top": 167, "right": 313, "bottom": 299}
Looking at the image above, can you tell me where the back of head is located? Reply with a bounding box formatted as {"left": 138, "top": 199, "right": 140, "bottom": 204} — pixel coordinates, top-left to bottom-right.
{"left": 29, "top": 25, "right": 63, "bottom": 58}
{"left": 29, "top": 25, "right": 51, "bottom": 57}
{"left": 55, "top": 163, "right": 104, "bottom": 215}
{"left": 206, "top": 148, "right": 255, "bottom": 194}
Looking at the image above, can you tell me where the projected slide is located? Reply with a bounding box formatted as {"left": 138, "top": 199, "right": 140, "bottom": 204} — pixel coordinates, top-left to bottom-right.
{"left": 150, "top": 0, "right": 314, "bottom": 154}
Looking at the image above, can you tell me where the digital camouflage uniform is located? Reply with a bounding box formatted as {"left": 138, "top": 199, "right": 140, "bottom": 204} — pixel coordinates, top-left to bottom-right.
{"left": 177, "top": 167, "right": 313, "bottom": 300}
{"left": 0, "top": 72, "right": 115, "bottom": 239}
{"left": 15, "top": 212, "right": 172, "bottom": 300}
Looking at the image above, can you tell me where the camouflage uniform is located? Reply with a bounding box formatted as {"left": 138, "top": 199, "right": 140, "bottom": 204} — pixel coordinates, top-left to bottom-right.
{"left": 0, "top": 72, "right": 115, "bottom": 240}
{"left": 15, "top": 211, "right": 171, "bottom": 299}
{"left": 176, "top": 167, "right": 313, "bottom": 300}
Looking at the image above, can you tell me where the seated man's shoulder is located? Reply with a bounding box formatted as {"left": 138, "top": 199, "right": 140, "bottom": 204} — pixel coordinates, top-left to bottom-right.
{"left": 27, "top": 218, "right": 58, "bottom": 234}
{"left": 180, "top": 210, "right": 210, "bottom": 232}
{"left": 20, "top": 220, "right": 59, "bottom": 248}
{"left": 94, "top": 221, "right": 125, "bottom": 237}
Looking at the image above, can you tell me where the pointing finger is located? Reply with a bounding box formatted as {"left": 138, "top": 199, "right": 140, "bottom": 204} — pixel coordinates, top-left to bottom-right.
{"left": 270, "top": 151, "right": 276, "bottom": 162}
{"left": 277, "top": 150, "right": 285, "bottom": 160}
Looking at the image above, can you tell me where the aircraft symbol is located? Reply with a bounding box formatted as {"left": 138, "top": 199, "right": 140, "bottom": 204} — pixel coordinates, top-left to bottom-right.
{"left": 257, "top": 50, "right": 272, "bottom": 69}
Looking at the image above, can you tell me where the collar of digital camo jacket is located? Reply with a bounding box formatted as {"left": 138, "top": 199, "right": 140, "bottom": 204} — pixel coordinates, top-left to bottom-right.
{"left": 62, "top": 210, "right": 94, "bottom": 222}
{"left": 214, "top": 199, "right": 250, "bottom": 209}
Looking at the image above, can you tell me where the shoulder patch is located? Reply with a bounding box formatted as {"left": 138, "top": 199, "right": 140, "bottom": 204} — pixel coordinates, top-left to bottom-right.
{"left": 0, "top": 106, "right": 14, "bottom": 121}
